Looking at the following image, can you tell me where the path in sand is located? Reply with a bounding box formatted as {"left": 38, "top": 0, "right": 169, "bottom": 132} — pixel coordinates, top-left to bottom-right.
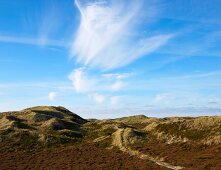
{"left": 111, "top": 128, "right": 184, "bottom": 170}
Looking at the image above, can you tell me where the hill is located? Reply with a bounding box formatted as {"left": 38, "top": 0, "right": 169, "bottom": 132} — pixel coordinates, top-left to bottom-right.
{"left": 0, "top": 106, "right": 87, "bottom": 148}
{"left": 0, "top": 106, "right": 220, "bottom": 170}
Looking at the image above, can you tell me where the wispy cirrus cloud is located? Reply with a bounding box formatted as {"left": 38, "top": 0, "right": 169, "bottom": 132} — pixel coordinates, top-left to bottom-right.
{"left": 0, "top": 1, "right": 69, "bottom": 47}
{"left": 71, "top": 0, "right": 173, "bottom": 70}
{"left": 68, "top": 0, "right": 174, "bottom": 105}
{"left": 37, "top": 1, "right": 61, "bottom": 46}
{"left": 102, "top": 73, "right": 131, "bottom": 79}
{"left": 0, "top": 35, "right": 67, "bottom": 47}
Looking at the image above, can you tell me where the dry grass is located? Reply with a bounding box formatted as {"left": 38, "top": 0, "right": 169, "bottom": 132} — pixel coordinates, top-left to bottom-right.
{"left": 0, "top": 106, "right": 86, "bottom": 147}
{"left": 0, "top": 106, "right": 220, "bottom": 169}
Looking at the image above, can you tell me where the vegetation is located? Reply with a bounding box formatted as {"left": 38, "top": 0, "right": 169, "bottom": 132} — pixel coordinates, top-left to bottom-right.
{"left": 0, "top": 106, "right": 221, "bottom": 169}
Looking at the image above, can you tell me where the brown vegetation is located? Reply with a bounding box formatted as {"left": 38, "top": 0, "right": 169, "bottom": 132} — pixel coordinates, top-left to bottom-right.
{"left": 0, "top": 143, "right": 166, "bottom": 170}
{"left": 0, "top": 106, "right": 220, "bottom": 169}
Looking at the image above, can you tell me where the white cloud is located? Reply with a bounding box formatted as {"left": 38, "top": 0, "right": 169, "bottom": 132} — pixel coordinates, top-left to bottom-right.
{"left": 110, "top": 81, "right": 125, "bottom": 91}
{"left": 68, "top": 68, "right": 96, "bottom": 93}
{"left": 0, "top": 35, "right": 66, "bottom": 47}
{"left": 48, "top": 92, "right": 57, "bottom": 101}
{"left": 68, "top": 68, "right": 129, "bottom": 93}
{"left": 110, "top": 96, "right": 122, "bottom": 105}
{"left": 0, "top": 2, "right": 67, "bottom": 48}
{"left": 68, "top": 68, "right": 128, "bottom": 105}
{"left": 37, "top": 2, "right": 61, "bottom": 46}
{"left": 154, "top": 93, "right": 172, "bottom": 103}
{"left": 102, "top": 73, "right": 131, "bottom": 79}
{"left": 71, "top": 0, "right": 173, "bottom": 70}
{"left": 90, "top": 93, "right": 106, "bottom": 104}
{"left": 67, "top": 0, "right": 173, "bottom": 106}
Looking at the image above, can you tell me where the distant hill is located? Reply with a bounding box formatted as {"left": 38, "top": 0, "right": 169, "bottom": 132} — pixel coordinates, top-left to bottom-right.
{"left": 0, "top": 106, "right": 220, "bottom": 170}
{"left": 0, "top": 106, "right": 87, "bottom": 148}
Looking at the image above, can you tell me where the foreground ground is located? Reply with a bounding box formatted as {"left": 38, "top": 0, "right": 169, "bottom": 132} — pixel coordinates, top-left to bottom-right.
{"left": 0, "top": 143, "right": 166, "bottom": 170}
{"left": 0, "top": 106, "right": 220, "bottom": 170}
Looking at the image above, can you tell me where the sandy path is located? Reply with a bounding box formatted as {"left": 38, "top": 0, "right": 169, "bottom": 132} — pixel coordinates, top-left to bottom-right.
{"left": 93, "top": 135, "right": 110, "bottom": 143}
{"left": 112, "top": 128, "right": 184, "bottom": 170}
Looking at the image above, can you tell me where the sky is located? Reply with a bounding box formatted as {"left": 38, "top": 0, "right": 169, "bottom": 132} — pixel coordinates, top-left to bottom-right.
{"left": 0, "top": 0, "right": 221, "bottom": 119}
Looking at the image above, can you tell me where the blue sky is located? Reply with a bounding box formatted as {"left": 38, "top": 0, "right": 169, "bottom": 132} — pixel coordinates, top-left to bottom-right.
{"left": 0, "top": 0, "right": 221, "bottom": 118}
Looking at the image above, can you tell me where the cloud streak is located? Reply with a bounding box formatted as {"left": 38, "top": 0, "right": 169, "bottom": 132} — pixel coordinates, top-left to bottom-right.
{"left": 0, "top": 1, "right": 70, "bottom": 48}
{"left": 71, "top": 0, "right": 173, "bottom": 70}
{"left": 0, "top": 35, "right": 66, "bottom": 47}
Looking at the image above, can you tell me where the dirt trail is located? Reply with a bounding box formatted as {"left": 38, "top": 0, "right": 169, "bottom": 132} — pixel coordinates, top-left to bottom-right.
{"left": 112, "top": 128, "right": 184, "bottom": 170}
{"left": 93, "top": 135, "right": 110, "bottom": 143}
